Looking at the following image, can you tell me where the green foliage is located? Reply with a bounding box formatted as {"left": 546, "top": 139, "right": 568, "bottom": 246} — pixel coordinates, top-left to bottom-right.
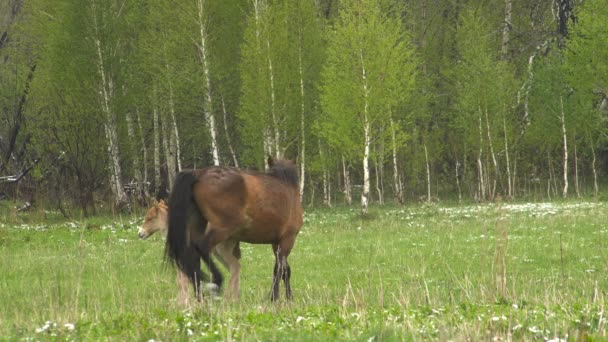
{"left": 319, "top": 0, "right": 417, "bottom": 159}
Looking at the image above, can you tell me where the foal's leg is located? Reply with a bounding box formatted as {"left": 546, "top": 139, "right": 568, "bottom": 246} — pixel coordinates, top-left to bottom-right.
{"left": 177, "top": 270, "right": 190, "bottom": 306}
{"left": 214, "top": 239, "right": 241, "bottom": 300}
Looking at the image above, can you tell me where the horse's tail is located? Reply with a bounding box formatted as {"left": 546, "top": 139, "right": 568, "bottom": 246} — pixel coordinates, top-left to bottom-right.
{"left": 165, "top": 171, "right": 207, "bottom": 270}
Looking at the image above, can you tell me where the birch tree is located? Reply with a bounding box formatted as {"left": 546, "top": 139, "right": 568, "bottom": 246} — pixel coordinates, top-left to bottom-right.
{"left": 90, "top": 0, "right": 127, "bottom": 206}
{"left": 453, "top": 7, "right": 517, "bottom": 201}
{"left": 320, "top": 0, "right": 416, "bottom": 214}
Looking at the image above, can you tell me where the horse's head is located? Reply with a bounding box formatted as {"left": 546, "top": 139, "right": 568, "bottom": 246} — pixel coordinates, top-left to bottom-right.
{"left": 138, "top": 199, "right": 169, "bottom": 239}
{"left": 266, "top": 157, "right": 299, "bottom": 187}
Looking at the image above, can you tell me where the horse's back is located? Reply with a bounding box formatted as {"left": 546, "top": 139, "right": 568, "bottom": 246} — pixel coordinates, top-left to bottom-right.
{"left": 192, "top": 166, "right": 302, "bottom": 244}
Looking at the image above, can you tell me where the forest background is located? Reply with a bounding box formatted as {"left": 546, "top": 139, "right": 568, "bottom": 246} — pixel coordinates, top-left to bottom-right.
{"left": 1, "top": 0, "right": 607, "bottom": 216}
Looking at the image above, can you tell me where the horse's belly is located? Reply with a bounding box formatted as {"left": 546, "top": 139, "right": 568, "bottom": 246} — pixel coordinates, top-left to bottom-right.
{"left": 232, "top": 223, "right": 280, "bottom": 244}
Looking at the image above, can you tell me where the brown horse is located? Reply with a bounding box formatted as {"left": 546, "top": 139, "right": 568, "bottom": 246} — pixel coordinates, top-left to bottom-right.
{"left": 138, "top": 200, "right": 241, "bottom": 302}
{"left": 166, "top": 157, "right": 303, "bottom": 301}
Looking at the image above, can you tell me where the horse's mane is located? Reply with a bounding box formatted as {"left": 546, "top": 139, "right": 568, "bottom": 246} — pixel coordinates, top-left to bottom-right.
{"left": 266, "top": 160, "right": 299, "bottom": 188}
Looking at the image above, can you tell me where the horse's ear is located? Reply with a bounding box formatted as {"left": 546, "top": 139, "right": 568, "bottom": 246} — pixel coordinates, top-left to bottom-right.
{"left": 152, "top": 199, "right": 158, "bottom": 206}
{"left": 267, "top": 155, "right": 274, "bottom": 167}
{"left": 159, "top": 199, "right": 165, "bottom": 206}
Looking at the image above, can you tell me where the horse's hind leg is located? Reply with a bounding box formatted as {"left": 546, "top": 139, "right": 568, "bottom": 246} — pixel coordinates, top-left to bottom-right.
{"left": 271, "top": 237, "right": 295, "bottom": 301}
{"left": 271, "top": 244, "right": 281, "bottom": 301}
{"left": 280, "top": 237, "right": 295, "bottom": 300}
{"left": 193, "top": 230, "right": 224, "bottom": 293}
{"left": 180, "top": 247, "right": 209, "bottom": 301}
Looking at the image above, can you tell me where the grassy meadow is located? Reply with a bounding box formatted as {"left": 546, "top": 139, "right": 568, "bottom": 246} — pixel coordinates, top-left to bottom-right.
{"left": 0, "top": 201, "right": 607, "bottom": 341}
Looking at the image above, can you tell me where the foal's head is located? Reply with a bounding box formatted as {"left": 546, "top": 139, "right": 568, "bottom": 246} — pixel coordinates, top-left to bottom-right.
{"left": 138, "top": 200, "right": 169, "bottom": 239}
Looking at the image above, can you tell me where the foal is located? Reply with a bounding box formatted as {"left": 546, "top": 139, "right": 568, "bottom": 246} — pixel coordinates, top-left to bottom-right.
{"left": 166, "top": 158, "right": 303, "bottom": 301}
{"left": 138, "top": 200, "right": 241, "bottom": 302}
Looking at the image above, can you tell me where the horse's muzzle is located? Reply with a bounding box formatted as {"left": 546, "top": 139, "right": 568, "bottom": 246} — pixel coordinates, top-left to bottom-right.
{"left": 138, "top": 231, "right": 148, "bottom": 240}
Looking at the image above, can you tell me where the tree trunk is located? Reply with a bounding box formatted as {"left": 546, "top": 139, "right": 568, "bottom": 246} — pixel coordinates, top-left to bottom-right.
{"left": 319, "top": 140, "right": 331, "bottom": 207}
{"left": 153, "top": 101, "right": 161, "bottom": 197}
{"left": 560, "top": 96, "right": 568, "bottom": 198}
{"left": 503, "top": 116, "right": 512, "bottom": 199}
{"left": 390, "top": 118, "right": 403, "bottom": 204}
{"left": 362, "top": 119, "right": 371, "bottom": 213}
{"left": 360, "top": 50, "right": 370, "bottom": 214}
{"left": 221, "top": 96, "right": 239, "bottom": 167}
{"left": 167, "top": 79, "right": 182, "bottom": 172}
{"left": 500, "top": 0, "right": 512, "bottom": 58}
{"left": 484, "top": 107, "right": 498, "bottom": 200}
{"left": 424, "top": 143, "right": 431, "bottom": 203}
{"left": 126, "top": 111, "right": 143, "bottom": 199}
{"left": 92, "top": 4, "right": 125, "bottom": 206}
{"left": 478, "top": 114, "right": 485, "bottom": 201}
{"left": 298, "top": 45, "right": 306, "bottom": 202}
{"left": 267, "top": 38, "right": 280, "bottom": 159}
{"left": 342, "top": 155, "right": 352, "bottom": 205}
{"left": 135, "top": 109, "right": 149, "bottom": 199}
{"left": 574, "top": 141, "right": 580, "bottom": 198}
{"left": 161, "top": 111, "right": 175, "bottom": 191}
{"left": 197, "top": 0, "right": 220, "bottom": 166}
{"left": 374, "top": 159, "right": 383, "bottom": 205}
{"left": 455, "top": 160, "right": 462, "bottom": 203}
{"left": 591, "top": 144, "right": 599, "bottom": 197}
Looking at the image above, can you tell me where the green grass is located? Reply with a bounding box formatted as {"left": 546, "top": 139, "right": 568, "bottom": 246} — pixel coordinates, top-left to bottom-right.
{"left": 1, "top": 202, "right": 607, "bottom": 340}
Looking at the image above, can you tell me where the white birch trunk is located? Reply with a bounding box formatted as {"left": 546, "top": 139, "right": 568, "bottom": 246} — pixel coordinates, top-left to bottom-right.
{"left": 455, "top": 160, "right": 462, "bottom": 203}
{"left": 560, "top": 96, "right": 568, "bottom": 198}
{"left": 126, "top": 112, "right": 143, "bottom": 197}
{"left": 485, "top": 108, "right": 498, "bottom": 200}
{"left": 360, "top": 50, "right": 370, "bottom": 214}
{"left": 167, "top": 79, "right": 182, "bottom": 172}
{"left": 92, "top": 2, "right": 125, "bottom": 206}
{"left": 592, "top": 144, "right": 599, "bottom": 196}
{"left": 574, "top": 142, "right": 580, "bottom": 198}
{"left": 153, "top": 102, "right": 161, "bottom": 196}
{"left": 362, "top": 120, "right": 371, "bottom": 213}
{"left": 501, "top": 0, "right": 512, "bottom": 58}
{"left": 197, "top": 0, "right": 220, "bottom": 166}
{"left": 221, "top": 96, "right": 239, "bottom": 167}
{"left": 342, "top": 155, "right": 352, "bottom": 205}
{"left": 298, "top": 45, "right": 306, "bottom": 202}
{"left": 503, "top": 116, "right": 512, "bottom": 198}
{"left": 478, "top": 114, "right": 486, "bottom": 201}
{"left": 319, "top": 142, "right": 330, "bottom": 207}
{"left": 390, "top": 117, "right": 403, "bottom": 203}
{"left": 161, "top": 112, "right": 175, "bottom": 191}
{"left": 135, "top": 109, "right": 149, "bottom": 198}
{"left": 263, "top": 129, "right": 272, "bottom": 170}
{"left": 267, "top": 38, "right": 280, "bottom": 159}
{"left": 374, "top": 159, "right": 383, "bottom": 205}
{"left": 424, "top": 144, "right": 431, "bottom": 203}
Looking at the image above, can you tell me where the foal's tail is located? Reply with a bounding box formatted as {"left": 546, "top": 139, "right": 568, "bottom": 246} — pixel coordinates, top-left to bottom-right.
{"left": 165, "top": 171, "right": 207, "bottom": 270}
